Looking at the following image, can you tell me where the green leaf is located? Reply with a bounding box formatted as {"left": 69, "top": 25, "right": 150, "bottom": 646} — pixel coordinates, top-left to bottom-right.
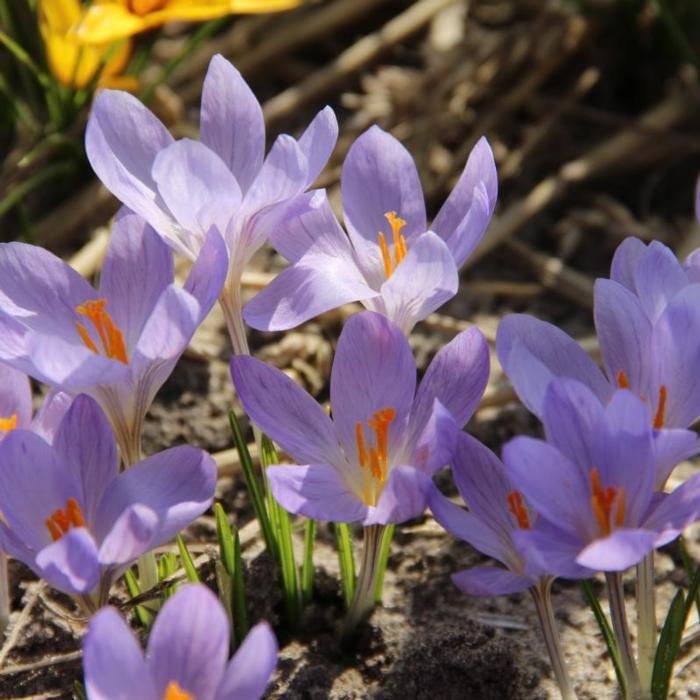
{"left": 334, "top": 523, "right": 356, "bottom": 610}
{"left": 72, "top": 680, "right": 86, "bottom": 700}
{"left": 231, "top": 525, "right": 249, "bottom": 647}
{"left": 124, "top": 568, "right": 153, "bottom": 628}
{"left": 215, "top": 502, "right": 236, "bottom": 577}
{"left": 373, "top": 523, "right": 395, "bottom": 604}
{"left": 652, "top": 589, "right": 686, "bottom": 700}
{"left": 157, "top": 552, "right": 178, "bottom": 599}
{"left": 176, "top": 535, "right": 200, "bottom": 584}
{"left": 301, "top": 519, "right": 317, "bottom": 606}
{"left": 580, "top": 579, "right": 626, "bottom": 696}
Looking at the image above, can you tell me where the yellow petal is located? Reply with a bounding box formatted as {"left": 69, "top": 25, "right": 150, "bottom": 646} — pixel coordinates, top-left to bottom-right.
{"left": 76, "top": 5, "right": 150, "bottom": 44}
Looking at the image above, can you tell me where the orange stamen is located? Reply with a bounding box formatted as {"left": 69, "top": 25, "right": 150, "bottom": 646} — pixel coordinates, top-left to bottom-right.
{"left": 385, "top": 211, "right": 408, "bottom": 269}
{"left": 590, "top": 468, "right": 625, "bottom": 536}
{"left": 0, "top": 414, "right": 17, "bottom": 433}
{"left": 356, "top": 422, "right": 368, "bottom": 467}
{"left": 75, "top": 299, "right": 128, "bottom": 364}
{"left": 45, "top": 497, "right": 85, "bottom": 542}
{"left": 653, "top": 385, "right": 667, "bottom": 429}
{"left": 355, "top": 407, "right": 397, "bottom": 503}
{"left": 616, "top": 370, "right": 629, "bottom": 389}
{"left": 163, "top": 682, "right": 194, "bottom": 700}
{"left": 507, "top": 491, "right": 531, "bottom": 529}
{"left": 129, "top": 0, "right": 169, "bottom": 16}
{"left": 377, "top": 232, "right": 393, "bottom": 278}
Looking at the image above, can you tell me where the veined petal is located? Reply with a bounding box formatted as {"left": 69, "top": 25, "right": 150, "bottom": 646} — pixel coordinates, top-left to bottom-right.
{"left": 230, "top": 355, "right": 341, "bottom": 466}
{"left": 643, "top": 471, "right": 700, "bottom": 538}
{"left": 576, "top": 529, "right": 657, "bottom": 571}
{"left": 35, "top": 527, "right": 101, "bottom": 595}
{"left": 410, "top": 399, "right": 459, "bottom": 476}
{"left": 183, "top": 227, "right": 229, "bottom": 321}
{"left": 31, "top": 391, "right": 73, "bottom": 443}
{"left": 266, "top": 464, "right": 368, "bottom": 523}
{"left": 652, "top": 429, "right": 700, "bottom": 490}
{"left": 452, "top": 567, "right": 532, "bottom": 597}
{"left": 634, "top": 241, "right": 687, "bottom": 321}
{"left": 297, "top": 106, "right": 338, "bottom": 187}
{"left": 0, "top": 365, "right": 31, "bottom": 432}
{"left": 378, "top": 231, "right": 459, "bottom": 335}
{"left": 97, "top": 503, "right": 158, "bottom": 568}
{"left": 513, "top": 522, "right": 591, "bottom": 579}
{"left": 610, "top": 237, "right": 646, "bottom": 291}
{"left": 200, "top": 55, "right": 264, "bottom": 194}
{"left": 364, "top": 466, "right": 432, "bottom": 525}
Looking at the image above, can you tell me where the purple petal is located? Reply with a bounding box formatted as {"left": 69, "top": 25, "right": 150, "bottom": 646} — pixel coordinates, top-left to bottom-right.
{"left": 452, "top": 566, "right": 532, "bottom": 597}
{"left": 30, "top": 391, "right": 72, "bottom": 443}
{"left": 0, "top": 365, "right": 31, "bottom": 432}
{"left": 147, "top": 585, "right": 229, "bottom": 700}
{"left": 652, "top": 429, "right": 700, "bottom": 489}
{"left": 576, "top": 529, "right": 657, "bottom": 571}
{"left": 377, "top": 231, "right": 459, "bottom": 334}
{"left": 513, "top": 522, "right": 591, "bottom": 579}
{"left": 496, "top": 314, "right": 610, "bottom": 416}
{"left": 84, "top": 607, "right": 157, "bottom": 700}
{"left": 411, "top": 399, "right": 459, "bottom": 476}
{"left": 634, "top": 241, "right": 687, "bottom": 321}
{"left": 183, "top": 227, "right": 229, "bottom": 320}
{"left": 97, "top": 503, "right": 158, "bottom": 567}
{"left": 152, "top": 139, "right": 242, "bottom": 252}
{"left": 243, "top": 253, "right": 378, "bottom": 331}
{"left": 98, "top": 209, "right": 174, "bottom": 349}
{"left": 200, "top": 54, "right": 264, "bottom": 193}
{"left": 216, "top": 622, "right": 278, "bottom": 700}
{"left": 35, "top": 528, "right": 101, "bottom": 595}
{"left": 297, "top": 106, "right": 338, "bottom": 187}
{"left": 364, "top": 465, "right": 432, "bottom": 525}
{"left": 610, "top": 237, "right": 647, "bottom": 291}
{"left": 643, "top": 471, "right": 700, "bottom": 538}
{"left": 54, "top": 395, "right": 118, "bottom": 526}
{"left": 342, "top": 126, "right": 427, "bottom": 248}
{"left": 330, "top": 312, "right": 416, "bottom": 462}
{"left": 86, "top": 90, "right": 176, "bottom": 237}
{"left": 230, "top": 355, "right": 341, "bottom": 466}
{"left": 266, "top": 464, "right": 368, "bottom": 523}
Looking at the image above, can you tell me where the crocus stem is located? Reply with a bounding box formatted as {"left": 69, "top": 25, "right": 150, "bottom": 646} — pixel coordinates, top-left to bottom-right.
{"left": 530, "top": 579, "right": 578, "bottom": 700}
{"left": 605, "top": 571, "right": 642, "bottom": 700}
{"left": 219, "top": 281, "right": 251, "bottom": 358}
{"left": 341, "top": 524, "right": 385, "bottom": 638}
{"left": 0, "top": 550, "right": 10, "bottom": 634}
{"left": 636, "top": 553, "right": 656, "bottom": 694}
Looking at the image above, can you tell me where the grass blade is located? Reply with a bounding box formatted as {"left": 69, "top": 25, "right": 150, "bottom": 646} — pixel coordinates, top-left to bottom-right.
{"left": 373, "top": 523, "right": 395, "bottom": 604}
{"left": 176, "top": 535, "right": 200, "bottom": 583}
{"left": 215, "top": 502, "right": 235, "bottom": 577}
{"left": 652, "top": 589, "right": 686, "bottom": 700}
{"left": 124, "top": 568, "right": 153, "bottom": 628}
{"left": 334, "top": 523, "right": 356, "bottom": 610}
{"left": 301, "top": 519, "right": 317, "bottom": 606}
{"left": 231, "top": 525, "right": 249, "bottom": 647}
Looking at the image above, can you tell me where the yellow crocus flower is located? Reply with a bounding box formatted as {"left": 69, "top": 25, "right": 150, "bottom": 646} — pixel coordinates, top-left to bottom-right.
{"left": 76, "top": 0, "right": 302, "bottom": 45}
{"left": 40, "top": 0, "right": 137, "bottom": 90}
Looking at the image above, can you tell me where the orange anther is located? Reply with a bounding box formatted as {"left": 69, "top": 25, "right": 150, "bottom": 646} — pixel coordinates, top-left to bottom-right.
{"left": 0, "top": 414, "right": 17, "bottom": 433}
{"left": 653, "top": 385, "right": 667, "bottom": 430}
{"left": 377, "top": 212, "right": 409, "bottom": 278}
{"left": 356, "top": 422, "right": 368, "bottom": 468}
{"left": 45, "top": 497, "right": 85, "bottom": 541}
{"left": 129, "top": 0, "right": 169, "bottom": 16}
{"left": 163, "top": 681, "right": 194, "bottom": 700}
{"left": 590, "top": 467, "right": 624, "bottom": 536}
{"left": 355, "top": 407, "right": 397, "bottom": 503}
{"left": 507, "top": 491, "right": 531, "bottom": 529}
{"left": 377, "top": 232, "right": 393, "bottom": 278}
{"left": 75, "top": 298, "right": 128, "bottom": 364}
{"left": 616, "top": 370, "right": 629, "bottom": 389}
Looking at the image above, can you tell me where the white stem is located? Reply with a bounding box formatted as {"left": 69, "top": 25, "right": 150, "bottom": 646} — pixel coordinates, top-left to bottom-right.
{"left": 636, "top": 553, "right": 656, "bottom": 694}
{"left": 0, "top": 551, "right": 10, "bottom": 635}
{"left": 219, "top": 282, "right": 251, "bottom": 358}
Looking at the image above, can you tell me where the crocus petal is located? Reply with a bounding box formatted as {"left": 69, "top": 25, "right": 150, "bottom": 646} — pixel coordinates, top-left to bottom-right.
{"left": 86, "top": 90, "right": 177, "bottom": 240}
{"left": 230, "top": 355, "right": 341, "bottom": 466}
{"left": 513, "top": 522, "right": 591, "bottom": 579}
{"left": 97, "top": 503, "right": 158, "bottom": 568}
{"left": 30, "top": 391, "right": 72, "bottom": 443}
{"left": 152, "top": 139, "right": 242, "bottom": 251}
{"left": 377, "top": 232, "right": 459, "bottom": 334}
{"left": 330, "top": 312, "right": 416, "bottom": 461}
{"left": 610, "top": 237, "right": 646, "bottom": 291}
{"left": 54, "top": 395, "right": 118, "bottom": 526}
{"left": 342, "top": 126, "right": 427, "bottom": 248}
{"left": 84, "top": 607, "right": 157, "bottom": 700}
{"left": 147, "top": 585, "right": 229, "bottom": 700}
{"left": 200, "top": 54, "right": 264, "bottom": 194}
{"left": 297, "top": 106, "right": 338, "bottom": 187}
{"left": 35, "top": 527, "right": 101, "bottom": 595}
{"left": 0, "top": 364, "right": 31, "bottom": 430}
{"left": 503, "top": 437, "right": 590, "bottom": 536}
{"left": 452, "top": 567, "right": 532, "bottom": 597}
{"left": 410, "top": 326, "right": 489, "bottom": 433}
{"left": 652, "top": 429, "right": 700, "bottom": 489}
{"left": 633, "top": 241, "right": 687, "bottom": 321}
{"left": 411, "top": 399, "right": 459, "bottom": 475}
{"left": 364, "top": 465, "right": 433, "bottom": 525}
{"left": 267, "top": 464, "right": 368, "bottom": 523}
{"left": 243, "top": 253, "right": 378, "bottom": 331}
{"left": 183, "top": 227, "right": 229, "bottom": 319}
{"left": 594, "top": 279, "right": 653, "bottom": 394}
{"left": 215, "top": 622, "right": 278, "bottom": 700}
{"left": 576, "top": 529, "right": 658, "bottom": 571}
{"left": 643, "top": 471, "right": 700, "bottom": 539}
{"left": 94, "top": 446, "right": 216, "bottom": 551}
{"left": 496, "top": 314, "right": 610, "bottom": 416}
{"left": 98, "top": 209, "right": 174, "bottom": 349}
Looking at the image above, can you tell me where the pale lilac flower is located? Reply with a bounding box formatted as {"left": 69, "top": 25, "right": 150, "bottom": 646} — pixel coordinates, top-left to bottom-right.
{"left": 244, "top": 126, "right": 497, "bottom": 335}
{"left": 86, "top": 54, "right": 337, "bottom": 352}
{"left": 231, "top": 311, "right": 489, "bottom": 525}
{"left": 503, "top": 380, "right": 700, "bottom": 575}
{"left": 84, "top": 584, "right": 277, "bottom": 700}
{"left": 0, "top": 209, "right": 226, "bottom": 463}
{"left": 0, "top": 394, "right": 216, "bottom": 606}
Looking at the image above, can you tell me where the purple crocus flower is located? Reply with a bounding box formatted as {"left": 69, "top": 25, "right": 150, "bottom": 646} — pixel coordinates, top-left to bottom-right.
{"left": 243, "top": 126, "right": 497, "bottom": 335}
{"left": 0, "top": 209, "right": 226, "bottom": 464}
{"left": 84, "top": 584, "right": 277, "bottom": 700}
{"left": 0, "top": 394, "right": 216, "bottom": 607}
{"left": 86, "top": 54, "right": 337, "bottom": 352}
{"left": 231, "top": 311, "right": 489, "bottom": 525}
{"left": 503, "top": 379, "right": 700, "bottom": 575}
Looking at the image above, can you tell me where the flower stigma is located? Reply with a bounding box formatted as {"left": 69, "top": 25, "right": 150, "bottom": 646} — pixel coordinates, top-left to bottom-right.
{"left": 164, "top": 681, "right": 194, "bottom": 700}
{"left": 507, "top": 490, "right": 531, "bottom": 529}
{"left": 355, "top": 407, "right": 396, "bottom": 505}
{"left": 590, "top": 468, "right": 625, "bottom": 536}
{"left": 377, "top": 212, "right": 407, "bottom": 278}
{"left": 75, "top": 299, "right": 129, "bottom": 364}
{"left": 0, "top": 414, "right": 17, "bottom": 434}
{"left": 45, "top": 497, "right": 85, "bottom": 541}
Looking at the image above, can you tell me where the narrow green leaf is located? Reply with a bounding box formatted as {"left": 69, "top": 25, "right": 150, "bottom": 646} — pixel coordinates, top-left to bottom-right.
{"left": 215, "top": 559, "right": 234, "bottom": 635}
{"left": 334, "top": 523, "right": 356, "bottom": 609}
{"left": 176, "top": 535, "right": 201, "bottom": 583}
{"left": 301, "top": 519, "right": 317, "bottom": 606}
{"left": 652, "top": 589, "right": 686, "bottom": 700}
{"left": 679, "top": 538, "right": 700, "bottom": 620}
{"left": 157, "top": 552, "right": 178, "bottom": 599}
{"left": 215, "top": 502, "right": 235, "bottom": 577}
{"left": 580, "top": 579, "right": 626, "bottom": 696}
{"left": 373, "top": 523, "right": 395, "bottom": 604}
{"left": 229, "top": 410, "right": 277, "bottom": 556}
{"left": 124, "top": 568, "right": 153, "bottom": 628}
{"left": 72, "top": 680, "right": 86, "bottom": 700}
{"left": 231, "top": 525, "right": 249, "bottom": 646}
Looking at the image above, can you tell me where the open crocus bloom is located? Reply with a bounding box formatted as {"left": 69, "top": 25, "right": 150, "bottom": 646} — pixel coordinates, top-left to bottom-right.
{"left": 0, "top": 395, "right": 216, "bottom": 605}
{"left": 84, "top": 584, "right": 277, "bottom": 700}
{"left": 429, "top": 432, "right": 581, "bottom": 597}
{"left": 231, "top": 311, "right": 489, "bottom": 525}
{"left": 244, "top": 126, "right": 497, "bottom": 335}
{"left": 0, "top": 209, "right": 226, "bottom": 463}
{"left": 502, "top": 381, "right": 700, "bottom": 576}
